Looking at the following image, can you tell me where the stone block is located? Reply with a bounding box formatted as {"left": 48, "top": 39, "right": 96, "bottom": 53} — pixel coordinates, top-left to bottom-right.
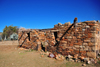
{"left": 87, "top": 52, "right": 96, "bottom": 58}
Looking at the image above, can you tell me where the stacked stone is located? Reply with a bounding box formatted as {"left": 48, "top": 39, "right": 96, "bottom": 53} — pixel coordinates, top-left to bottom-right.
{"left": 18, "top": 30, "right": 40, "bottom": 49}
{"left": 18, "top": 29, "right": 56, "bottom": 51}
{"left": 18, "top": 21, "right": 100, "bottom": 58}
{"left": 53, "top": 21, "right": 100, "bottom": 58}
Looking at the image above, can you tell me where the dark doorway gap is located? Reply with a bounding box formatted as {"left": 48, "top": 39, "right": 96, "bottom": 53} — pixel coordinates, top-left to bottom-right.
{"left": 27, "top": 32, "right": 30, "bottom": 41}
{"left": 41, "top": 44, "right": 45, "bottom": 52}
{"left": 54, "top": 32, "right": 57, "bottom": 40}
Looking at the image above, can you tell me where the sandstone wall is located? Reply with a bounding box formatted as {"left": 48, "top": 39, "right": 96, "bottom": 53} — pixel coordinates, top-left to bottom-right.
{"left": 18, "top": 21, "right": 100, "bottom": 58}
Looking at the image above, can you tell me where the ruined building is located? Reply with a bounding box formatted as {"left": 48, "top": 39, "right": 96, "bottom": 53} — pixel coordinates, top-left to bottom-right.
{"left": 18, "top": 18, "right": 100, "bottom": 58}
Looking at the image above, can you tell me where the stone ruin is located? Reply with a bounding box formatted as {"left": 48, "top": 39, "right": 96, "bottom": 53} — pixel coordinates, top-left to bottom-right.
{"left": 18, "top": 18, "right": 100, "bottom": 59}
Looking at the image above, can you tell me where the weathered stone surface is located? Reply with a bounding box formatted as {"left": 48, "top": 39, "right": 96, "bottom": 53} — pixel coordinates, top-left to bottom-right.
{"left": 87, "top": 52, "right": 96, "bottom": 58}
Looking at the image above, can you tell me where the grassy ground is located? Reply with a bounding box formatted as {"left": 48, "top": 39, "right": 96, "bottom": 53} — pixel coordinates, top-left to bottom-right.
{"left": 0, "top": 41, "right": 98, "bottom": 67}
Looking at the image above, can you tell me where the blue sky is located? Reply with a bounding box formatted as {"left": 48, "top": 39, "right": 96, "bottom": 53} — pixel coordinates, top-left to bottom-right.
{"left": 0, "top": 0, "right": 100, "bottom": 32}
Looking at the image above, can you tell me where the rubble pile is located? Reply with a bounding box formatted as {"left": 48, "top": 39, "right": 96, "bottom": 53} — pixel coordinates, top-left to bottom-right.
{"left": 18, "top": 20, "right": 100, "bottom": 59}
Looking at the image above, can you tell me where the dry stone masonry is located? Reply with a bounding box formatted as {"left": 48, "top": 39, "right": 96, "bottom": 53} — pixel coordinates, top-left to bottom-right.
{"left": 18, "top": 19, "right": 100, "bottom": 59}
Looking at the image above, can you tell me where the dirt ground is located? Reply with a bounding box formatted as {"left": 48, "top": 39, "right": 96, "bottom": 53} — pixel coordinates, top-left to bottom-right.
{"left": 0, "top": 41, "right": 98, "bottom": 67}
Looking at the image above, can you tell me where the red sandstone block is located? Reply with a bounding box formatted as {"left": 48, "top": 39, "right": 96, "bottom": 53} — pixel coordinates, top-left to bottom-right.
{"left": 69, "top": 44, "right": 73, "bottom": 46}
{"left": 74, "top": 43, "right": 82, "bottom": 45}
{"left": 80, "top": 51, "right": 86, "bottom": 54}
{"left": 74, "top": 50, "right": 80, "bottom": 54}
{"left": 88, "top": 24, "right": 95, "bottom": 26}
{"left": 69, "top": 49, "right": 74, "bottom": 52}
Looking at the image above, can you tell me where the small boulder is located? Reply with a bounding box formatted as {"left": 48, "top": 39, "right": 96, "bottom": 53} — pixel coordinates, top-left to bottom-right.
{"left": 46, "top": 52, "right": 50, "bottom": 56}
{"left": 84, "top": 58, "right": 89, "bottom": 62}
{"left": 68, "top": 55, "right": 73, "bottom": 59}
{"left": 82, "top": 64, "right": 86, "bottom": 66}
{"left": 69, "top": 59, "right": 74, "bottom": 62}
{"left": 86, "top": 60, "right": 91, "bottom": 64}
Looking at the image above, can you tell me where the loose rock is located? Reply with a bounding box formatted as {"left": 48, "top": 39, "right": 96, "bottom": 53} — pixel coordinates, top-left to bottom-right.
{"left": 82, "top": 64, "right": 86, "bottom": 66}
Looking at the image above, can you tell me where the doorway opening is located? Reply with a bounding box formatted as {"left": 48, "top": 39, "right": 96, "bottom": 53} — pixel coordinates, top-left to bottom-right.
{"left": 54, "top": 32, "right": 57, "bottom": 40}
{"left": 27, "top": 32, "right": 30, "bottom": 41}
